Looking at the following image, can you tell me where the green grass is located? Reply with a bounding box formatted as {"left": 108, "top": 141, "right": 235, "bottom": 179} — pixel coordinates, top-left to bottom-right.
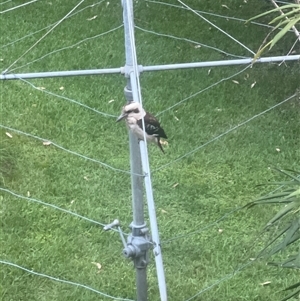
{"left": 1, "top": 0, "right": 300, "bottom": 300}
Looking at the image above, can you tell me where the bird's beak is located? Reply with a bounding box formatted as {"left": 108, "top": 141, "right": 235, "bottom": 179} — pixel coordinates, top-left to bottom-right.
{"left": 116, "top": 113, "right": 128, "bottom": 122}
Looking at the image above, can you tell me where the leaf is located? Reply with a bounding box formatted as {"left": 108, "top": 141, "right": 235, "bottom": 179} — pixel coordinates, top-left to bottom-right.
{"left": 287, "top": 188, "right": 300, "bottom": 198}
{"left": 257, "top": 223, "right": 291, "bottom": 257}
{"left": 258, "top": 190, "right": 294, "bottom": 199}
{"left": 246, "top": 4, "right": 300, "bottom": 23}
{"left": 260, "top": 281, "right": 271, "bottom": 286}
{"left": 283, "top": 282, "right": 300, "bottom": 291}
{"left": 248, "top": 4, "right": 300, "bottom": 58}
{"left": 245, "top": 192, "right": 295, "bottom": 207}
{"left": 267, "top": 221, "right": 300, "bottom": 255}
{"left": 5, "top": 132, "right": 12, "bottom": 138}
{"left": 270, "top": 233, "right": 300, "bottom": 255}
{"left": 275, "top": 168, "right": 300, "bottom": 182}
{"left": 268, "top": 253, "right": 300, "bottom": 268}
{"left": 256, "top": 181, "right": 299, "bottom": 186}
{"left": 282, "top": 219, "right": 300, "bottom": 246}
{"left": 252, "top": 41, "right": 272, "bottom": 60}
{"left": 269, "top": 17, "right": 292, "bottom": 27}
{"left": 87, "top": 15, "right": 97, "bottom": 21}
{"left": 266, "top": 202, "right": 298, "bottom": 226}
{"left": 247, "top": 168, "right": 300, "bottom": 301}
{"left": 280, "top": 287, "right": 300, "bottom": 301}
{"left": 270, "top": 17, "right": 300, "bottom": 49}
{"left": 91, "top": 262, "right": 102, "bottom": 273}
{"left": 257, "top": 220, "right": 299, "bottom": 259}
{"left": 43, "top": 141, "right": 52, "bottom": 146}
{"left": 270, "top": 9, "right": 300, "bottom": 24}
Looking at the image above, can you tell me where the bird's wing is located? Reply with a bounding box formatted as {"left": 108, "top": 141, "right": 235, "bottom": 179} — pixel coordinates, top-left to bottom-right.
{"left": 137, "top": 112, "right": 168, "bottom": 139}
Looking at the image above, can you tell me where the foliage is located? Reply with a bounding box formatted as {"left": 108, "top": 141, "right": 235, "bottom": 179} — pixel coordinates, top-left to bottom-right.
{"left": 246, "top": 169, "right": 300, "bottom": 301}
{"left": 248, "top": 3, "right": 300, "bottom": 59}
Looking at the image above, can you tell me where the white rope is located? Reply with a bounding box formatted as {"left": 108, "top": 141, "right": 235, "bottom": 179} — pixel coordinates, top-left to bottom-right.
{"left": 1, "top": 188, "right": 109, "bottom": 230}
{"left": 7, "top": 24, "right": 124, "bottom": 73}
{"left": 146, "top": 0, "right": 290, "bottom": 32}
{"left": 1, "top": 1, "right": 105, "bottom": 49}
{"left": 135, "top": 26, "right": 249, "bottom": 59}
{"left": 0, "top": 260, "right": 135, "bottom": 301}
{"left": 3, "top": 0, "right": 85, "bottom": 73}
{"left": 0, "top": 0, "right": 38, "bottom": 14}
{"left": 18, "top": 77, "right": 117, "bottom": 118}
{"left": 177, "top": 0, "right": 255, "bottom": 55}
{"left": 155, "top": 93, "right": 297, "bottom": 172}
{"left": 0, "top": 124, "right": 143, "bottom": 176}
{"left": 156, "top": 64, "right": 251, "bottom": 116}
{"left": 184, "top": 260, "right": 254, "bottom": 301}
{"left": 0, "top": 0, "right": 12, "bottom": 5}
{"left": 162, "top": 174, "right": 300, "bottom": 244}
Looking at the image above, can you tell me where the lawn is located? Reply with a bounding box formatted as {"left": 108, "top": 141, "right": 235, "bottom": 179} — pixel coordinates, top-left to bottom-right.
{"left": 0, "top": 0, "right": 299, "bottom": 300}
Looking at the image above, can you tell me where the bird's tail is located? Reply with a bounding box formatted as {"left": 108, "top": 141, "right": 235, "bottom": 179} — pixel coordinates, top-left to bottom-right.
{"left": 157, "top": 138, "right": 165, "bottom": 154}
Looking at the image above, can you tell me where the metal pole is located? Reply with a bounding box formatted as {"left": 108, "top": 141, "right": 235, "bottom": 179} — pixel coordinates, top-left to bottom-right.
{"left": 142, "top": 54, "right": 300, "bottom": 72}
{"left": 1, "top": 55, "right": 299, "bottom": 80}
{"left": 122, "top": 1, "right": 148, "bottom": 300}
{"left": 123, "top": 0, "right": 167, "bottom": 300}
{"left": 128, "top": 70, "right": 168, "bottom": 301}
{"left": 0, "top": 68, "right": 122, "bottom": 80}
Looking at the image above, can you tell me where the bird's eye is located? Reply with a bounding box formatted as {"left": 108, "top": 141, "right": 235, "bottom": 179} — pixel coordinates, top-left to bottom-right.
{"left": 133, "top": 109, "right": 139, "bottom": 113}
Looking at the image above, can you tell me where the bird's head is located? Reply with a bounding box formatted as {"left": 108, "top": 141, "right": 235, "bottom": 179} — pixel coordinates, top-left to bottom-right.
{"left": 116, "top": 101, "right": 145, "bottom": 122}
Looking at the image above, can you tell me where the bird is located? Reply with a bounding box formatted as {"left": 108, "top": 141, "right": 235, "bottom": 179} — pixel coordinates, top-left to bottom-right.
{"left": 116, "top": 101, "right": 168, "bottom": 153}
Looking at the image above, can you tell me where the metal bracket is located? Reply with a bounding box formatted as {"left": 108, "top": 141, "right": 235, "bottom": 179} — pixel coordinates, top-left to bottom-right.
{"left": 123, "top": 222, "right": 150, "bottom": 268}
{"left": 124, "top": 85, "right": 133, "bottom": 102}
{"left": 103, "top": 219, "right": 127, "bottom": 248}
{"left": 121, "top": 64, "right": 143, "bottom": 77}
{"left": 103, "top": 220, "right": 151, "bottom": 267}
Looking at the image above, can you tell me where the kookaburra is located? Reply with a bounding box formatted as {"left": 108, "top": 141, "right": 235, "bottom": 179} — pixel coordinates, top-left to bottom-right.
{"left": 116, "top": 101, "right": 168, "bottom": 153}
